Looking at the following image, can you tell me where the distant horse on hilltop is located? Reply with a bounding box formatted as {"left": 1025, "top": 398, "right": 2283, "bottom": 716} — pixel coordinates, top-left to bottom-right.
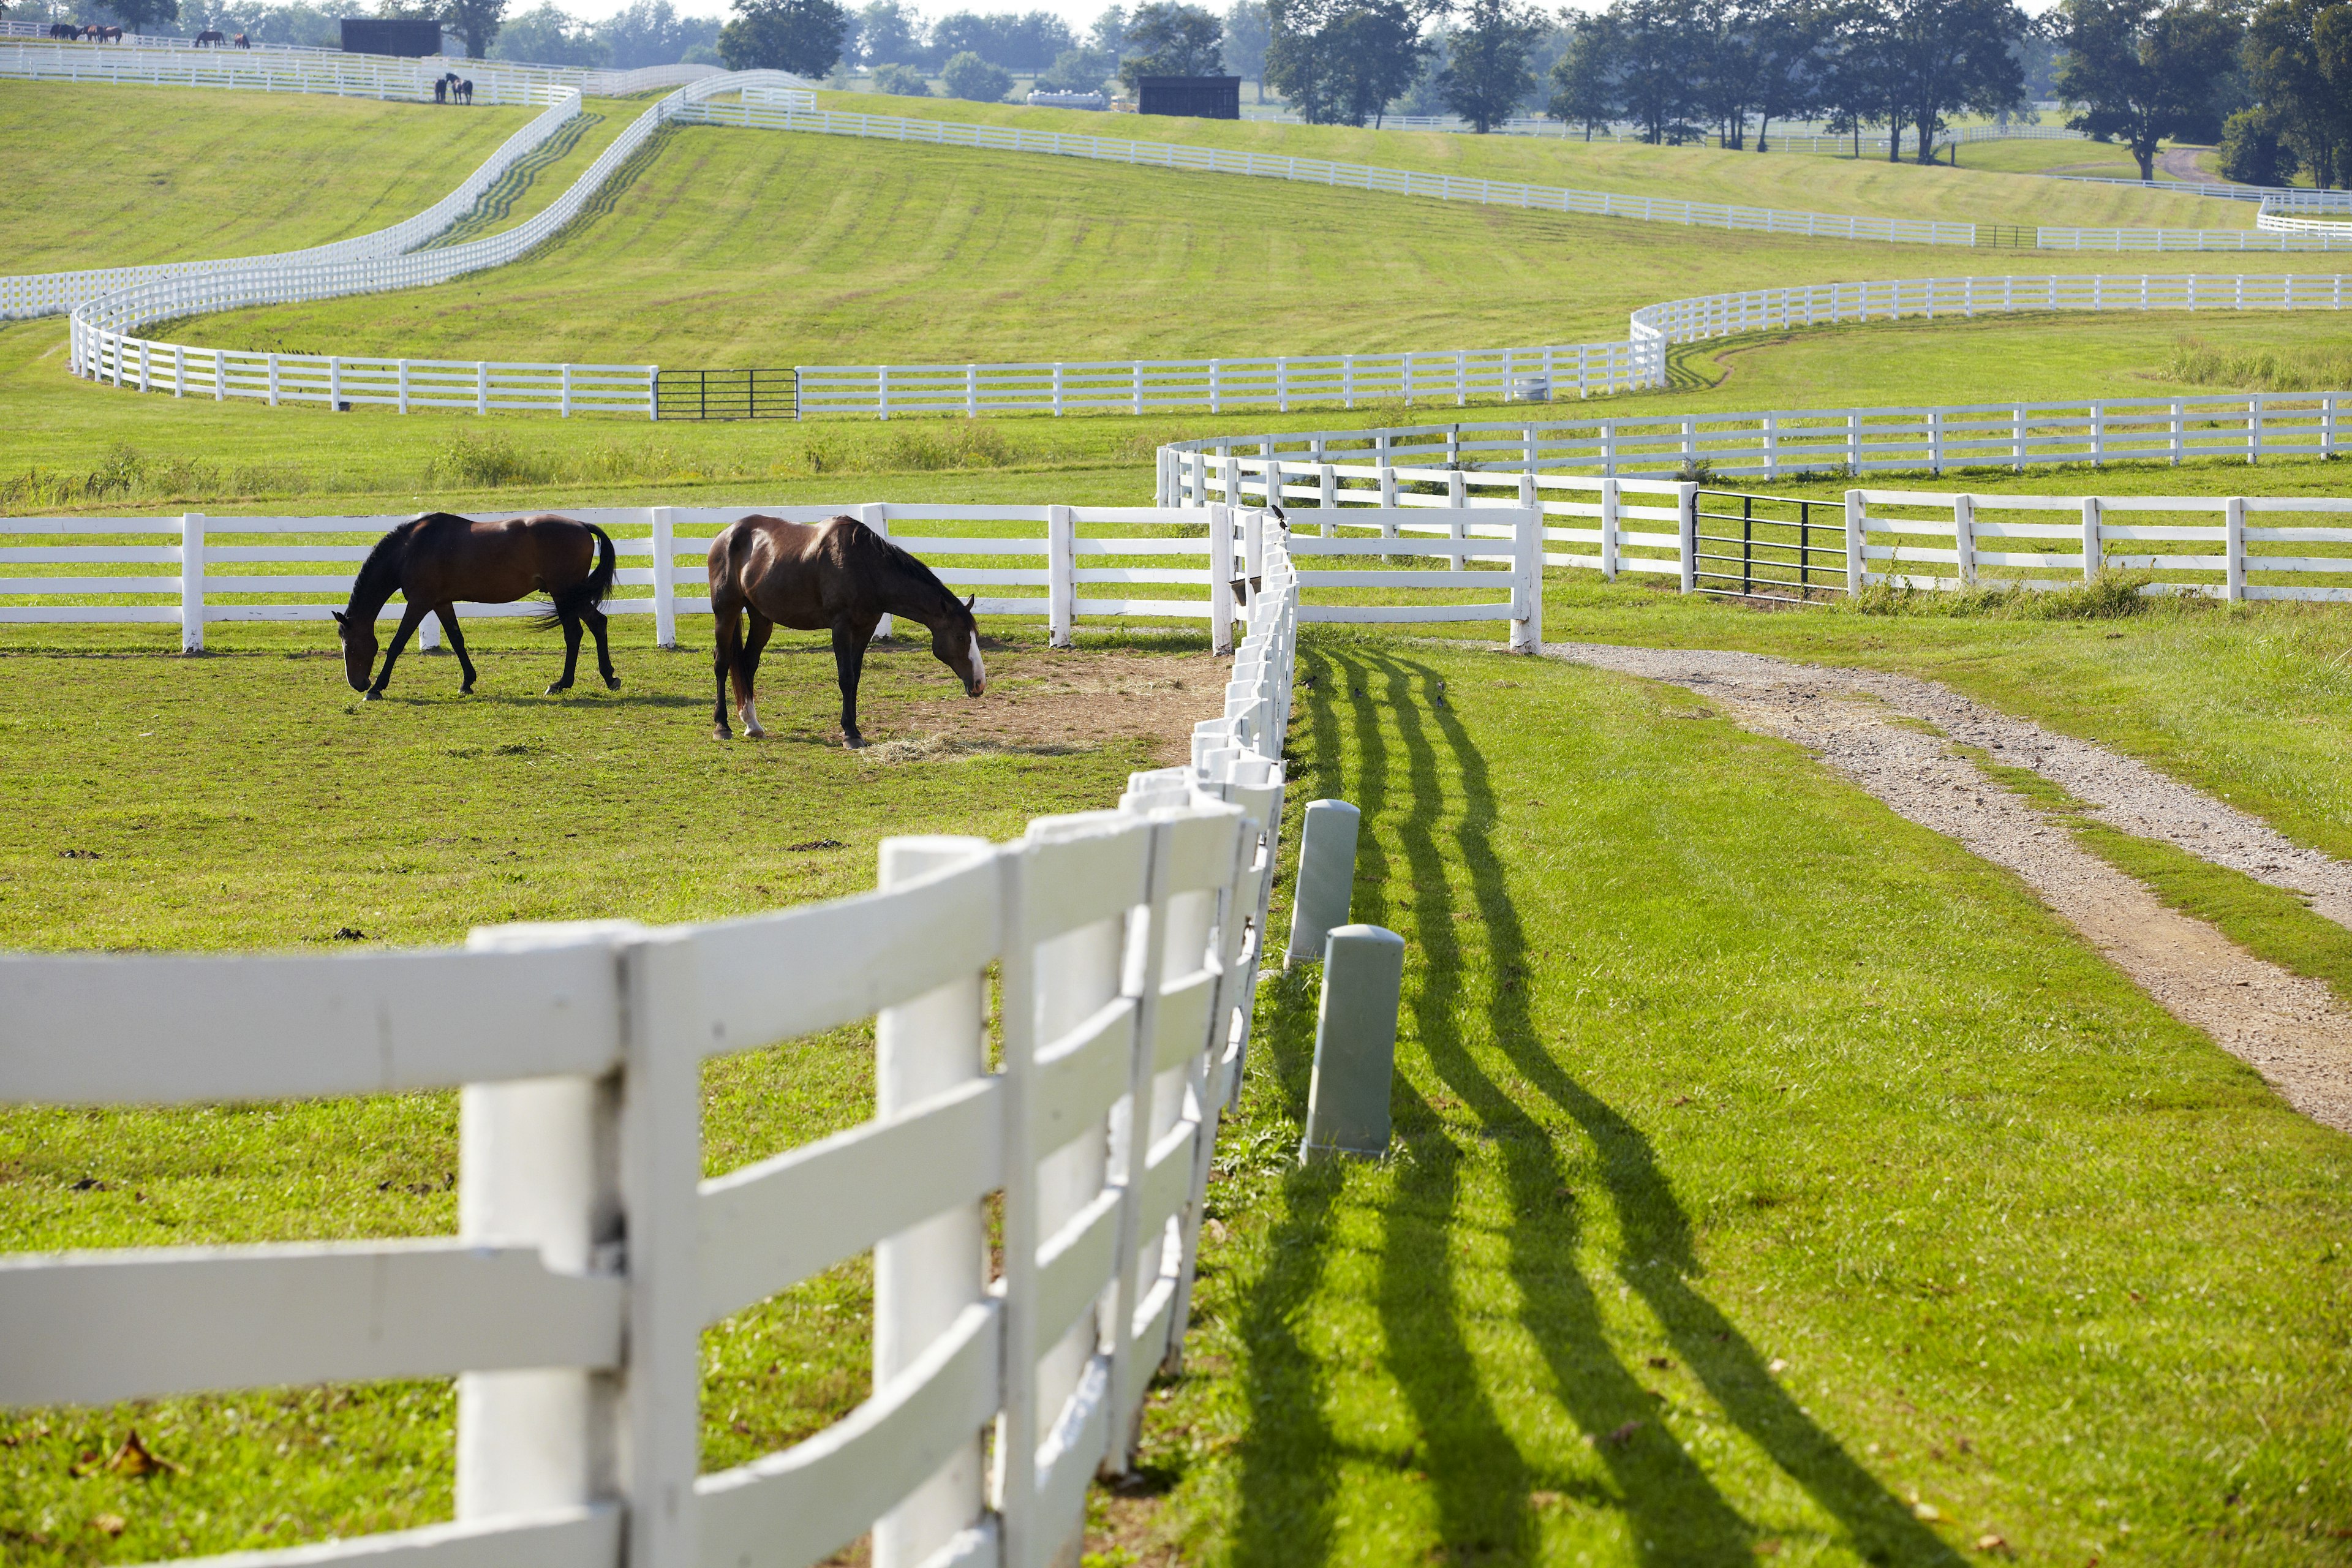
{"left": 706, "top": 513, "right": 984, "bottom": 746}
{"left": 195, "top": 29, "right": 225, "bottom": 45}
{"left": 333, "top": 512, "right": 619, "bottom": 700}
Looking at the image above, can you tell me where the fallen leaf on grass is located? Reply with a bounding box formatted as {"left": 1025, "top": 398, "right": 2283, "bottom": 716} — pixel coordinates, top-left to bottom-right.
{"left": 107, "top": 1430, "right": 183, "bottom": 1478}
{"left": 1529, "top": 1490, "right": 1564, "bottom": 1509}
{"left": 1647, "top": 1357, "right": 1675, "bottom": 1370}
{"left": 1753, "top": 1543, "right": 1782, "bottom": 1558}
{"left": 1602, "top": 1420, "right": 1643, "bottom": 1447}
{"left": 1912, "top": 1501, "right": 1942, "bottom": 1521}
{"left": 333, "top": 927, "right": 365, "bottom": 941}
{"left": 91, "top": 1514, "right": 127, "bottom": 1537}
{"left": 1766, "top": 1358, "right": 1790, "bottom": 1375}
{"left": 1973, "top": 1534, "right": 2012, "bottom": 1556}
{"left": 786, "top": 839, "right": 845, "bottom": 852}
{"left": 70, "top": 1177, "right": 107, "bottom": 1192}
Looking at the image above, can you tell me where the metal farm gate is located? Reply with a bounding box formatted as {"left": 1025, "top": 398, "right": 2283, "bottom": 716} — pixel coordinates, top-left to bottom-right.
{"left": 655, "top": 368, "right": 797, "bottom": 421}
{"left": 1691, "top": 489, "right": 1846, "bottom": 600}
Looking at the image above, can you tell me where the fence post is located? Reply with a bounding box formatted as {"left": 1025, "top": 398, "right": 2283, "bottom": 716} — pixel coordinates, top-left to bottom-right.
{"left": 872, "top": 837, "right": 993, "bottom": 1568}
{"left": 398, "top": 358, "right": 410, "bottom": 415}
{"left": 650, "top": 506, "right": 677, "bottom": 649}
{"left": 1048, "top": 503, "right": 1075, "bottom": 648}
{"left": 1209, "top": 503, "right": 1235, "bottom": 657}
{"left": 863, "top": 502, "right": 895, "bottom": 641}
{"left": 1243, "top": 503, "right": 1265, "bottom": 586}
{"left": 613, "top": 928, "right": 706, "bottom": 1568}
{"left": 2080, "top": 496, "right": 2102, "bottom": 582}
{"left": 1286, "top": 801, "right": 1361, "bottom": 967}
{"left": 173, "top": 342, "right": 184, "bottom": 398}
{"left": 1447, "top": 469, "right": 1468, "bottom": 570}
{"left": 456, "top": 922, "right": 626, "bottom": 1531}
{"left": 1677, "top": 481, "right": 1698, "bottom": 594}
{"left": 266, "top": 352, "right": 279, "bottom": 407}
{"left": 1223, "top": 453, "right": 1242, "bottom": 513}
{"left": 179, "top": 512, "right": 205, "bottom": 654}
{"left": 646, "top": 365, "right": 657, "bottom": 423}
{"left": 1600, "top": 477, "right": 1620, "bottom": 581}
{"left": 213, "top": 347, "right": 224, "bottom": 402}
{"left": 1954, "top": 493, "right": 1976, "bottom": 586}
{"left": 1319, "top": 463, "right": 1336, "bottom": 511}
{"left": 1844, "top": 489, "right": 1864, "bottom": 595}
{"left": 2225, "top": 496, "right": 2247, "bottom": 602}
{"left": 1510, "top": 504, "right": 1541, "bottom": 654}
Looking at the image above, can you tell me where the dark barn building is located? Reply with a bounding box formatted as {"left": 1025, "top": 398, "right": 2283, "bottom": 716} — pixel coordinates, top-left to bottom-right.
{"left": 1136, "top": 75, "right": 1240, "bottom": 119}
{"left": 340, "top": 17, "right": 444, "bottom": 55}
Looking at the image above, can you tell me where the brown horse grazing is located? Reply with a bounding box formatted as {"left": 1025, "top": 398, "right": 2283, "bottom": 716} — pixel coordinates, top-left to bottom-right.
{"left": 707, "top": 513, "right": 984, "bottom": 746}
{"left": 195, "top": 29, "right": 225, "bottom": 45}
{"left": 332, "top": 512, "right": 619, "bottom": 700}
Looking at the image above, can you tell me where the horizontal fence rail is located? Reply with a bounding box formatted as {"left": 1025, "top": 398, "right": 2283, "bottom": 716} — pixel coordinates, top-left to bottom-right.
{"left": 0, "top": 521, "right": 1305, "bottom": 1568}
{"left": 0, "top": 500, "right": 1540, "bottom": 652}
{"left": 0, "top": 33, "right": 720, "bottom": 99}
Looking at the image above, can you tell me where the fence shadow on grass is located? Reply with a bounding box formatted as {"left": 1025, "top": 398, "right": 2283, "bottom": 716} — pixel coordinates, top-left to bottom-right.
{"left": 1392, "top": 644, "right": 1967, "bottom": 1568}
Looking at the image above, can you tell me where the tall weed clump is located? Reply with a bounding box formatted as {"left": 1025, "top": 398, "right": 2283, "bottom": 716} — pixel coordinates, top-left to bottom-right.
{"left": 1849, "top": 570, "right": 2158, "bottom": 620}
{"left": 2162, "top": 336, "right": 2352, "bottom": 393}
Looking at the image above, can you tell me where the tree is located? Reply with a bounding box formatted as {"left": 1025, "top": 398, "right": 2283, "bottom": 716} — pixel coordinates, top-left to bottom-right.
{"left": 1747, "top": 0, "right": 1825, "bottom": 149}
{"left": 1687, "top": 0, "right": 1761, "bottom": 146}
{"left": 106, "top": 0, "right": 178, "bottom": 31}
{"left": 596, "top": 0, "right": 721, "bottom": 68}
{"left": 2217, "top": 102, "right": 2302, "bottom": 179}
{"left": 1037, "top": 43, "right": 1117, "bottom": 88}
{"left": 931, "top": 10, "right": 1072, "bottom": 69}
{"left": 718, "top": 0, "right": 847, "bottom": 74}
{"left": 854, "top": 0, "right": 921, "bottom": 61}
{"left": 1118, "top": 1, "right": 1224, "bottom": 89}
{"left": 1224, "top": 0, "right": 1272, "bottom": 97}
{"left": 494, "top": 2, "right": 609, "bottom": 64}
{"left": 1265, "top": 0, "right": 1434, "bottom": 125}
{"left": 1816, "top": 0, "right": 1893, "bottom": 156}
{"left": 440, "top": 0, "right": 503, "bottom": 56}
{"left": 1548, "top": 12, "right": 1623, "bottom": 137}
{"left": 2242, "top": 0, "right": 2352, "bottom": 187}
{"left": 1877, "top": 0, "right": 2025, "bottom": 163}
{"left": 1605, "top": 0, "right": 1702, "bottom": 143}
{"left": 872, "top": 58, "right": 930, "bottom": 91}
{"left": 941, "top": 47, "right": 1014, "bottom": 97}
{"left": 1438, "top": 0, "right": 1542, "bottom": 130}
{"left": 2056, "top": 0, "right": 2242, "bottom": 181}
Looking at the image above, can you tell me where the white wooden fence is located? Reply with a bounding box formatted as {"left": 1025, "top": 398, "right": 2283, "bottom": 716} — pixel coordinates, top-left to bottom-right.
{"left": 1856, "top": 489, "right": 2352, "bottom": 601}
{"left": 55, "top": 73, "right": 811, "bottom": 419}
{"left": 0, "top": 524, "right": 1302, "bottom": 1568}
{"left": 2, "top": 91, "right": 589, "bottom": 320}
{"left": 1159, "top": 386, "right": 2352, "bottom": 489}
{"left": 0, "top": 32, "right": 721, "bottom": 100}
{"left": 0, "top": 499, "right": 1542, "bottom": 651}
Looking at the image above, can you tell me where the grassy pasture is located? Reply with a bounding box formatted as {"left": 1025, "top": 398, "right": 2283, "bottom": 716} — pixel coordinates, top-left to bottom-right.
{"left": 0, "top": 84, "right": 533, "bottom": 274}
{"left": 802, "top": 92, "right": 2245, "bottom": 233}
{"left": 8, "top": 626, "right": 2350, "bottom": 1566}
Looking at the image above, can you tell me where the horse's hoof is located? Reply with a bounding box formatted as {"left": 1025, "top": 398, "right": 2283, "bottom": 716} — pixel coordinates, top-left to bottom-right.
{"left": 604, "top": 675, "right": 622, "bottom": 691}
{"left": 712, "top": 726, "right": 731, "bottom": 741}
{"left": 743, "top": 725, "right": 766, "bottom": 740}
{"left": 843, "top": 735, "right": 868, "bottom": 750}
{"left": 364, "top": 690, "right": 383, "bottom": 703}
{"left": 545, "top": 683, "right": 568, "bottom": 696}
{"left": 460, "top": 683, "right": 475, "bottom": 695}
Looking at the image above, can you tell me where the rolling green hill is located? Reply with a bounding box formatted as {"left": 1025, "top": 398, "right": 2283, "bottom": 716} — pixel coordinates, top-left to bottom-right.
{"left": 803, "top": 91, "right": 2250, "bottom": 232}
{"left": 0, "top": 83, "right": 536, "bottom": 273}
{"left": 167, "top": 126, "right": 2336, "bottom": 375}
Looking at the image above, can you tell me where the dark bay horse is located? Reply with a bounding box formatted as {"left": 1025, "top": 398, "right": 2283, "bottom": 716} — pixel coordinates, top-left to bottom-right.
{"left": 333, "top": 512, "right": 619, "bottom": 699}
{"left": 707, "top": 513, "right": 984, "bottom": 745}
{"left": 195, "top": 29, "right": 225, "bottom": 45}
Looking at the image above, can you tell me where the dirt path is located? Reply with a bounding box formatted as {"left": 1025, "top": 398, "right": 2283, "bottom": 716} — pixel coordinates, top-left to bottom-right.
{"left": 2158, "top": 145, "right": 2222, "bottom": 185}
{"left": 1544, "top": 641, "right": 2352, "bottom": 1133}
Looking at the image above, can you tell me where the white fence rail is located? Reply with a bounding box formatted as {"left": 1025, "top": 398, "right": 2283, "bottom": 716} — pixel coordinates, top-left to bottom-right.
{"left": 0, "top": 499, "right": 1542, "bottom": 652}
{"left": 0, "top": 522, "right": 1303, "bottom": 1568}
{"left": 53, "top": 72, "right": 812, "bottom": 418}
{"left": 0, "top": 31, "right": 721, "bottom": 97}
{"left": 1, "top": 91, "right": 589, "bottom": 320}
{"left": 1860, "top": 489, "right": 2352, "bottom": 601}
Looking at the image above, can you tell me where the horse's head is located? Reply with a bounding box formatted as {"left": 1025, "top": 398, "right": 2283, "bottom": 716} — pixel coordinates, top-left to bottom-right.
{"left": 930, "top": 595, "right": 985, "bottom": 698}
{"left": 330, "top": 610, "right": 377, "bottom": 692}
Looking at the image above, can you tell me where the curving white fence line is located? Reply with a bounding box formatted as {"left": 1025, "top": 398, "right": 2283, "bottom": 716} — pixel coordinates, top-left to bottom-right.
{"left": 0, "top": 519, "right": 1306, "bottom": 1568}
{"left": 59, "top": 72, "right": 814, "bottom": 418}
{"left": 2, "top": 91, "right": 589, "bottom": 320}
{"left": 0, "top": 32, "right": 720, "bottom": 99}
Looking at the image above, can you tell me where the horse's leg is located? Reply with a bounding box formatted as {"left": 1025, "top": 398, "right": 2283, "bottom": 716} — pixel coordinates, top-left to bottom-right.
{"left": 434, "top": 605, "right": 477, "bottom": 693}
{"left": 831, "top": 617, "right": 877, "bottom": 748}
{"left": 368, "top": 602, "right": 430, "bottom": 699}
{"left": 547, "top": 611, "right": 584, "bottom": 695}
{"left": 712, "top": 592, "right": 741, "bottom": 738}
{"left": 584, "top": 605, "right": 620, "bottom": 690}
{"left": 737, "top": 612, "right": 771, "bottom": 738}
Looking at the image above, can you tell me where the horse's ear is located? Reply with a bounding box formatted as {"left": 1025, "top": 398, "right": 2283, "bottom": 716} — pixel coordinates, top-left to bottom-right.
{"left": 963, "top": 594, "right": 976, "bottom": 615}
{"left": 330, "top": 610, "right": 345, "bottom": 627}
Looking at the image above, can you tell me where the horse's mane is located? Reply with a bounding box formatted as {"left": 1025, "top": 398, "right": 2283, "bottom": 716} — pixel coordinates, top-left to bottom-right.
{"left": 869, "top": 527, "right": 970, "bottom": 621}
{"left": 348, "top": 518, "right": 420, "bottom": 611}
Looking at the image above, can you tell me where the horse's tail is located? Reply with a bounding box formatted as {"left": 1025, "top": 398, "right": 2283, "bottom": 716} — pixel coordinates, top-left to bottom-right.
{"left": 535, "top": 523, "right": 617, "bottom": 628}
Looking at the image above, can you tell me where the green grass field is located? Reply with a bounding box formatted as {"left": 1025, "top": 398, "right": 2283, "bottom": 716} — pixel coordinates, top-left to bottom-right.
{"left": 0, "top": 83, "right": 533, "bottom": 273}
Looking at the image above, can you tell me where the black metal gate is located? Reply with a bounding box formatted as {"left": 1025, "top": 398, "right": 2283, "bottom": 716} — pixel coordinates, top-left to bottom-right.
{"left": 1691, "top": 489, "right": 1846, "bottom": 600}
{"left": 1976, "top": 224, "right": 2037, "bottom": 248}
{"left": 655, "top": 368, "right": 797, "bottom": 421}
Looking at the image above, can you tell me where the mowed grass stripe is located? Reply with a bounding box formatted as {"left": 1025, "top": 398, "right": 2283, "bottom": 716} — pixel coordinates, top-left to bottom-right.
{"left": 1152, "top": 634, "right": 2352, "bottom": 1566}
{"left": 162, "top": 129, "right": 2349, "bottom": 372}
{"left": 0, "top": 83, "right": 533, "bottom": 274}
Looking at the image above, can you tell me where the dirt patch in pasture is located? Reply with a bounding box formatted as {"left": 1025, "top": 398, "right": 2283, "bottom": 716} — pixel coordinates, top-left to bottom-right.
{"left": 1546, "top": 641, "right": 2352, "bottom": 1133}
{"left": 744, "top": 640, "right": 1224, "bottom": 764}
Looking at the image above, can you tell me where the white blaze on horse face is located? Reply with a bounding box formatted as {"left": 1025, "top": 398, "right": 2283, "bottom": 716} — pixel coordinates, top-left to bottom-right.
{"left": 967, "top": 636, "right": 986, "bottom": 694}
